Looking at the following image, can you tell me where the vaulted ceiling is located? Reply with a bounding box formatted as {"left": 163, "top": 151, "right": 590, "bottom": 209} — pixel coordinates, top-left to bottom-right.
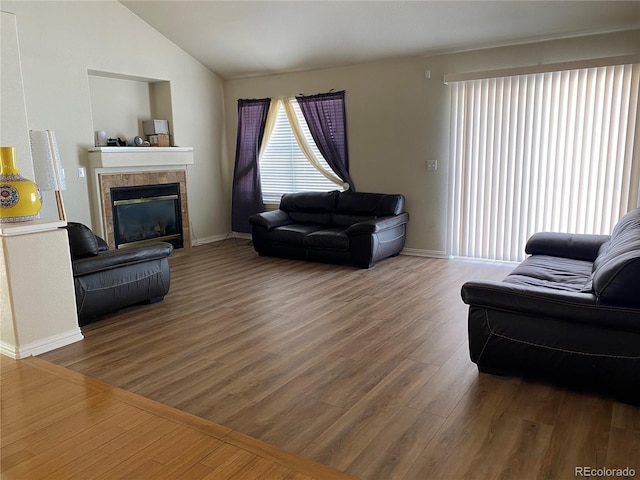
{"left": 120, "top": 1, "right": 640, "bottom": 79}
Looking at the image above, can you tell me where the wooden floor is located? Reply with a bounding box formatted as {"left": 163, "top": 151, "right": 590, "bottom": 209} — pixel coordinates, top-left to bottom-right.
{"left": 0, "top": 355, "right": 357, "bottom": 479}
{"left": 35, "top": 241, "right": 640, "bottom": 479}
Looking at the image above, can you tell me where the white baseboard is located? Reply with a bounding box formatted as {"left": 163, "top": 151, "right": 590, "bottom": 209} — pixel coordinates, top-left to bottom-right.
{"left": 401, "top": 248, "right": 448, "bottom": 259}
{"left": 0, "top": 329, "right": 84, "bottom": 359}
{"left": 192, "top": 232, "right": 251, "bottom": 246}
{"left": 191, "top": 233, "right": 231, "bottom": 246}
{"left": 231, "top": 232, "right": 252, "bottom": 240}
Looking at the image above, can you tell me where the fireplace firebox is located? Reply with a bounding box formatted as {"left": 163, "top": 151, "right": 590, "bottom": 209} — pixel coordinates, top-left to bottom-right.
{"left": 111, "top": 183, "right": 183, "bottom": 249}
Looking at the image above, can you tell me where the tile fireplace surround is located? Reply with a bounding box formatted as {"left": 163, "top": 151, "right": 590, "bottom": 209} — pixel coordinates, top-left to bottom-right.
{"left": 88, "top": 147, "right": 194, "bottom": 249}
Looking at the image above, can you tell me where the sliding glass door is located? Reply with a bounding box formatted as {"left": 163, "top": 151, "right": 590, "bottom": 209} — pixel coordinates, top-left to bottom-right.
{"left": 447, "top": 62, "right": 639, "bottom": 261}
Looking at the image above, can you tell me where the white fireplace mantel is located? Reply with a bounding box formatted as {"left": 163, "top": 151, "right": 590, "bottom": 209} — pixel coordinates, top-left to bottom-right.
{"left": 88, "top": 146, "right": 194, "bottom": 168}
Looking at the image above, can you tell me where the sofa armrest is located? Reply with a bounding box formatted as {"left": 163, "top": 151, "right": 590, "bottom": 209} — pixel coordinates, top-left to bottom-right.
{"left": 346, "top": 213, "right": 409, "bottom": 235}
{"left": 72, "top": 242, "right": 173, "bottom": 276}
{"left": 96, "top": 235, "right": 109, "bottom": 252}
{"left": 525, "top": 232, "right": 610, "bottom": 261}
{"left": 461, "top": 280, "right": 640, "bottom": 330}
{"left": 249, "top": 210, "right": 293, "bottom": 231}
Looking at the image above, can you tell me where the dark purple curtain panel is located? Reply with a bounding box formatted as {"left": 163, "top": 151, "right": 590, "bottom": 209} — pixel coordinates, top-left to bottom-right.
{"left": 296, "top": 91, "right": 356, "bottom": 191}
{"left": 231, "top": 98, "right": 271, "bottom": 233}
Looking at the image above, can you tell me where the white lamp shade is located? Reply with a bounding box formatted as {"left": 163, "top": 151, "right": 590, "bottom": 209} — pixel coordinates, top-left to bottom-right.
{"left": 30, "top": 130, "right": 66, "bottom": 191}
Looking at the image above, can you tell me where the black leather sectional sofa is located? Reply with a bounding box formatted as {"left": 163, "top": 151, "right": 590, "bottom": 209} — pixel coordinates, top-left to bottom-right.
{"left": 63, "top": 222, "right": 173, "bottom": 325}
{"left": 249, "top": 190, "right": 409, "bottom": 268}
{"left": 462, "top": 208, "right": 640, "bottom": 404}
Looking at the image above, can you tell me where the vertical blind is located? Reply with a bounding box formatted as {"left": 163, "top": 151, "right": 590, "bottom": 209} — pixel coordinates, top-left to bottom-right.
{"left": 259, "top": 100, "right": 344, "bottom": 204}
{"left": 448, "top": 63, "right": 640, "bottom": 262}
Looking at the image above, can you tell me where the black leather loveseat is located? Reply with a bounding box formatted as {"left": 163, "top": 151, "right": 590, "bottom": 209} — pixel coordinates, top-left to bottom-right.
{"left": 63, "top": 222, "right": 173, "bottom": 325}
{"left": 249, "top": 190, "right": 409, "bottom": 268}
{"left": 461, "top": 208, "right": 640, "bottom": 404}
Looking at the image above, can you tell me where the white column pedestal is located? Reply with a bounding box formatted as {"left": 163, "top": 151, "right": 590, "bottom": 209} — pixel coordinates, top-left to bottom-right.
{"left": 0, "top": 219, "right": 83, "bottom": 358}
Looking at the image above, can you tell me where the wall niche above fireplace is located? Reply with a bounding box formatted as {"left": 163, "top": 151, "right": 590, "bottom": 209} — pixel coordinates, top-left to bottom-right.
{"left": 88, "top": 70, "right": 173, "bottom": 147}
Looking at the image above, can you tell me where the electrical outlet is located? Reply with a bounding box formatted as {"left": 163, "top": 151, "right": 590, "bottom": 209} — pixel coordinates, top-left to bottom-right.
{"left": 426, "top": 159, "right": 438, "bottom": 171}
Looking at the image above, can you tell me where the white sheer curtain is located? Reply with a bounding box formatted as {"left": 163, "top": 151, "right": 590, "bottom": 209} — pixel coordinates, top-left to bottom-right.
{"left": 259, "top": 98, "right": 282, "bottom": 159}
{"left": 448, "top": 62, "right": 640, "bottom": 262}
{"left": 261, "top": 97, "right": 346, "bottom": 187}
{"left": 258, "top": 98, "right": 346, "bottom": 203}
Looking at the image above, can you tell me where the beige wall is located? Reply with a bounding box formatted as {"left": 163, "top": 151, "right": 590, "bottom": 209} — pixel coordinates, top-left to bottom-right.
{"left": 223, "top": 30, "right": 640, "bottom": 255}
{"left": 3, "top": 0, "right": 638, "bottom": 253}
{"left": 0, "top": 12, "right": 33, "bottom": 179}
{"left": 2, "top": 0, "right": 228, "bottom": 242}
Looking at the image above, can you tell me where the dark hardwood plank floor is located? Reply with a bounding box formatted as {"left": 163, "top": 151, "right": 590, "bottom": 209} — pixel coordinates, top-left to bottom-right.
{"left": 40, "top": 241, "right": 640, "bottom": 479}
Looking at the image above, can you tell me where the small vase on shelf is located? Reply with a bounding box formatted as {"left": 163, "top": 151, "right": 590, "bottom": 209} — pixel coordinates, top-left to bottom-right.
{"left": 0, "top": 146, "right": 42, "bottom": 223}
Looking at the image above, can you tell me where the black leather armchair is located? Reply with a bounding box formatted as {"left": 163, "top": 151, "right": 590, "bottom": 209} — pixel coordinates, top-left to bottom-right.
{"left": 461, "top": 209, "right": 640, "bottom": 404}
{"left": 63, "top": 222, "right": 173, "bottom": 325}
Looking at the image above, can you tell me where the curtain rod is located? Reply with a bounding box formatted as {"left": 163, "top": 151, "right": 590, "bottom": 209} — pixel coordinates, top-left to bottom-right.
{"left": 444, "top": 54, "right": 640, "bottom": 84}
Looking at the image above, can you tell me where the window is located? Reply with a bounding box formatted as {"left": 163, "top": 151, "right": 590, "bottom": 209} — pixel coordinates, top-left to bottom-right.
{"left": 259, "top": 100, "right": 344, "bottom": 204}
{"left": 447, "top": 62, "right": 640, "bottom": 262}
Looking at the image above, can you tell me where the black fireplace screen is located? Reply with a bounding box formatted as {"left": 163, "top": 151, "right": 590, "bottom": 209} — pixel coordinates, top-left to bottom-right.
{"left": 111, "top": 183, "right": 183, "bottom": 249}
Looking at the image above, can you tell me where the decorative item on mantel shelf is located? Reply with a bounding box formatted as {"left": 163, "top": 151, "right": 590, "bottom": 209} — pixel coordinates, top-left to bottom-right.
{"left": 0, "top": 146, "right": 42, "bottom": 223}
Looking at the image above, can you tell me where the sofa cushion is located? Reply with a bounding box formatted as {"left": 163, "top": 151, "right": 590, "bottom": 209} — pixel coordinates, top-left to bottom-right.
{"left": 336, "top": 191, "right": 404, "bottom": 216}
{"left": 288, "top": 212, "right": 333, "bottom": 225}
{"left": 611, "top": 208, "right": 640, "bottom": 238}
{"left": 280, "top": 191, "right": 338, "bottom": 213}
{"left": 304, "top": 228, "right": 350, "bottom": 251}
{"left": 269, "top": 224, "right": 325, "bottom": 246}
{"left": 332, "top": 213, "right": 375, "bottom": 227}
{"left": 504, "top": 255, "right": 593, "bottom": 292}
{"left": 64, "top": 222, "right": 100, "bottom": 259}
{"left": 591, "top": 208, "right": 640, "bottom": 306}
{"left": 279, "top": 191, "right": 338, "bottom": 225}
